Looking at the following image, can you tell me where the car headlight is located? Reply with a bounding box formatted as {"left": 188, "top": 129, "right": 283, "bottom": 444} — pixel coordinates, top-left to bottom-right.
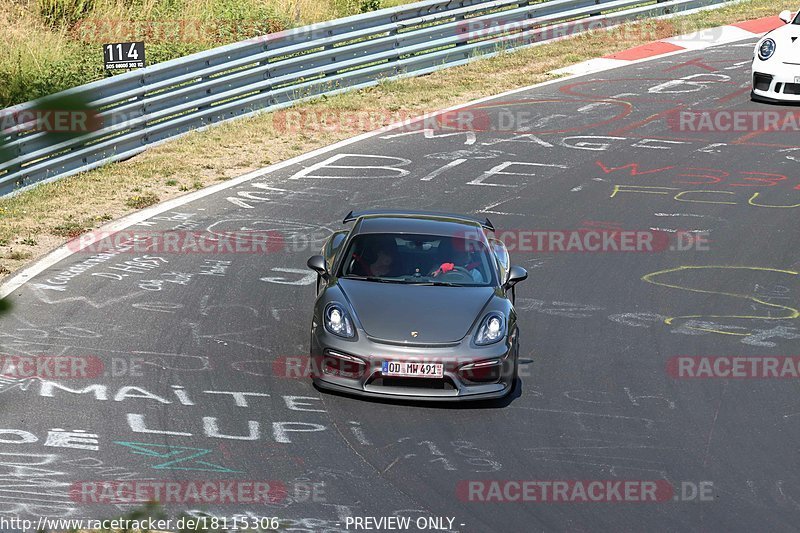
{"left": 758, "top": 38, "right": 776, "bottom": 60}
{"left": 474, "top": 313, "right": 506, "bottom": 345}
{"left": 324, "top": 303, "right": 355, "bottom": 338}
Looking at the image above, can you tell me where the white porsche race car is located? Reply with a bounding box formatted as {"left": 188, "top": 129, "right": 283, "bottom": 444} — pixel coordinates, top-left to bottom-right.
{"left": 751, "top": 10, "right": 800, "bottom": 103}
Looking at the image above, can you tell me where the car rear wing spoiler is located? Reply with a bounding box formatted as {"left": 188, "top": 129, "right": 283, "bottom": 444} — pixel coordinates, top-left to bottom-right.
{"left": 342, "top": 210, "right": 494, "bottom": 232}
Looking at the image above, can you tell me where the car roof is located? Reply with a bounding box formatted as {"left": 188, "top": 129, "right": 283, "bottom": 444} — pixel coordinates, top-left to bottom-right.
{"left": 352, "top": 213, "right": 487, "bottom": 237}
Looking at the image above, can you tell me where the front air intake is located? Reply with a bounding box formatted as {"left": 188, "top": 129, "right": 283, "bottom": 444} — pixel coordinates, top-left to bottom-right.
{"left": 753, "top": 72, "right": 773, "bottom": 91}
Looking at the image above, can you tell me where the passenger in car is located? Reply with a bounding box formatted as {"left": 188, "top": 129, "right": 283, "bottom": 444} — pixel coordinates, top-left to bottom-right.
{"left": 352, "top": 236, "right": 403, "bottom": 277}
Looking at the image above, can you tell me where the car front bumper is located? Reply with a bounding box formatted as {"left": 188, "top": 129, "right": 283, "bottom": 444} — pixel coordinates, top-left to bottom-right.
{"left": 752, "top": 61, "right": 800, "bottom": 102}
{"left": 310, "top": 324, "right": 517, "bottom": 402}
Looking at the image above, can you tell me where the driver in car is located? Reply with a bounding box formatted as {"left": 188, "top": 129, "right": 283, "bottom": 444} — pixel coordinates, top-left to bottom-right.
{"left": 431, "top": 241, "right": 485, "bottom": 283}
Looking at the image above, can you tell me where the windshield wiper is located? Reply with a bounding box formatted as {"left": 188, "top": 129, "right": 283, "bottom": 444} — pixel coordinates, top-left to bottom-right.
{"left": 342, "top": 275, "right": 405, "bottom": 283}
{"left": 406, "top": 280, "right": 464, "bottom": 287}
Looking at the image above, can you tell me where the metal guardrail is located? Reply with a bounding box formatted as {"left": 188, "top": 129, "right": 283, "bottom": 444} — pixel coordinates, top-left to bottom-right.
{"left": 0, "top": 0, "right": 734, "bottom": 196}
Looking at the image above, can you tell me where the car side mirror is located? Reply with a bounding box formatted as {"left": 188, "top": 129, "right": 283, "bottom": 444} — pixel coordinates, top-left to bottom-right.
{"left": 779, "top": 10, "right": 793, "bottom": 23}
{"left": 504, "top": 265, "right": 528, "bottom": 289}
{"left": 307, "top": 255, "right": 328, "bottom": 279}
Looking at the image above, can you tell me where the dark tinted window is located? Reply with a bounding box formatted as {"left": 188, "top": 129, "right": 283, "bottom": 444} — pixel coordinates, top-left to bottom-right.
{"left": 339, "top": 233, "right": 496, "bottom": 286}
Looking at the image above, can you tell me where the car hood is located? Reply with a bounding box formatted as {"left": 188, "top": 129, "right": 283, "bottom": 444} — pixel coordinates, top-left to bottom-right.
{"left": 337, "top": 279, "right": 497, "bottom": 343}
{"left": 762, "top": 25, "right": 800, "bottom": 61}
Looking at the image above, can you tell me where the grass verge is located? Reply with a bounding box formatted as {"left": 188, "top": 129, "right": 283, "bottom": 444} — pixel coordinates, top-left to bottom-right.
{"left": 0, "top": 0, "right": 792, "bottom": 281}
{"left": 1, "top": 0, "right": 414, "bottom": 107}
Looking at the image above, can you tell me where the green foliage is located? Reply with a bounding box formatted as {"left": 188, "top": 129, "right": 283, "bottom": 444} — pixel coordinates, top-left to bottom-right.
{"left": 6, "top": 250, "right": 32, "bottom": 260}
{"left": 3, "top": 0, "right": 297, "bottom": 107}
{"left": 331, "top": 0, "right": 383, "bottom": 16}
{"left": 2, "top": 0, "right": 393, "bottom": 108}
{"left": 0, "top": 43, "right": 106, "bottom": 108}
{"left": 359, "top": 0, "right": 383, "bottom": 12}
{"left": 125, "top": 192, "right": 160, "bottom": 208}
{"left": 38, "top": 0, "right": 96, "bottom": 28}
{"left": 202, "top": 0, "right": 291, "bottom": 41}
{"left": 52, "top": 217, "right": 87, "bottom": 237}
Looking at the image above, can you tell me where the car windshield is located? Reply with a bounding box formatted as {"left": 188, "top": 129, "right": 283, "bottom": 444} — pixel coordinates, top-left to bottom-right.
{"left": 795, "top": 12, "right": 800, "bottom": 24}
{"left": 338, "top": 233, "right": 497, "bottom": 286}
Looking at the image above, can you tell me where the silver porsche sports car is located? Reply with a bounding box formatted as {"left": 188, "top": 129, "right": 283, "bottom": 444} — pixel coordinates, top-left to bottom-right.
{"left": 306, "top": 210, "right": 528, "bottom": 402}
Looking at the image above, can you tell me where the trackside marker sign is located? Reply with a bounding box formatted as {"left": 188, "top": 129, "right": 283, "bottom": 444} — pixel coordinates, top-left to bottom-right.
{"left": 103, "top": 41, "right": 145, "bottom": 70}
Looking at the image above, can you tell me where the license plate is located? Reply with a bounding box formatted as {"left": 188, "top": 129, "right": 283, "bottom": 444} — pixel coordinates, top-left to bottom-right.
{"left": 382, "top": 361, "right": 444, "bottom": 378}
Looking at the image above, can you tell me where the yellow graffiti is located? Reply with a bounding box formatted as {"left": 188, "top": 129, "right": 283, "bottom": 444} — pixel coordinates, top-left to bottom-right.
{"left": 674, "top": 190, "right": 737, "bottom": 205}
{"left": 748, "top": 192, "right": 800, "bottom": 208}
{"left": 642, "top": 266, "right": 800, "bottom": 336}
{"left": 611, "top": 185, "right": 800, "bottom": 209}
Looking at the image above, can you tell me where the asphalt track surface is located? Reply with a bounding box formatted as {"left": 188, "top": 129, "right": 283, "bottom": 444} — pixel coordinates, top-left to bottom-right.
{"left": 2, "top": 35, "right": 800, "bottom": 532}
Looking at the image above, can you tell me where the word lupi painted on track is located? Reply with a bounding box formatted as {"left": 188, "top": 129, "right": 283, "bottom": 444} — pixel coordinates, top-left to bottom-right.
{"left": 34, "top": 381, "right": 332, "bottom": 444}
